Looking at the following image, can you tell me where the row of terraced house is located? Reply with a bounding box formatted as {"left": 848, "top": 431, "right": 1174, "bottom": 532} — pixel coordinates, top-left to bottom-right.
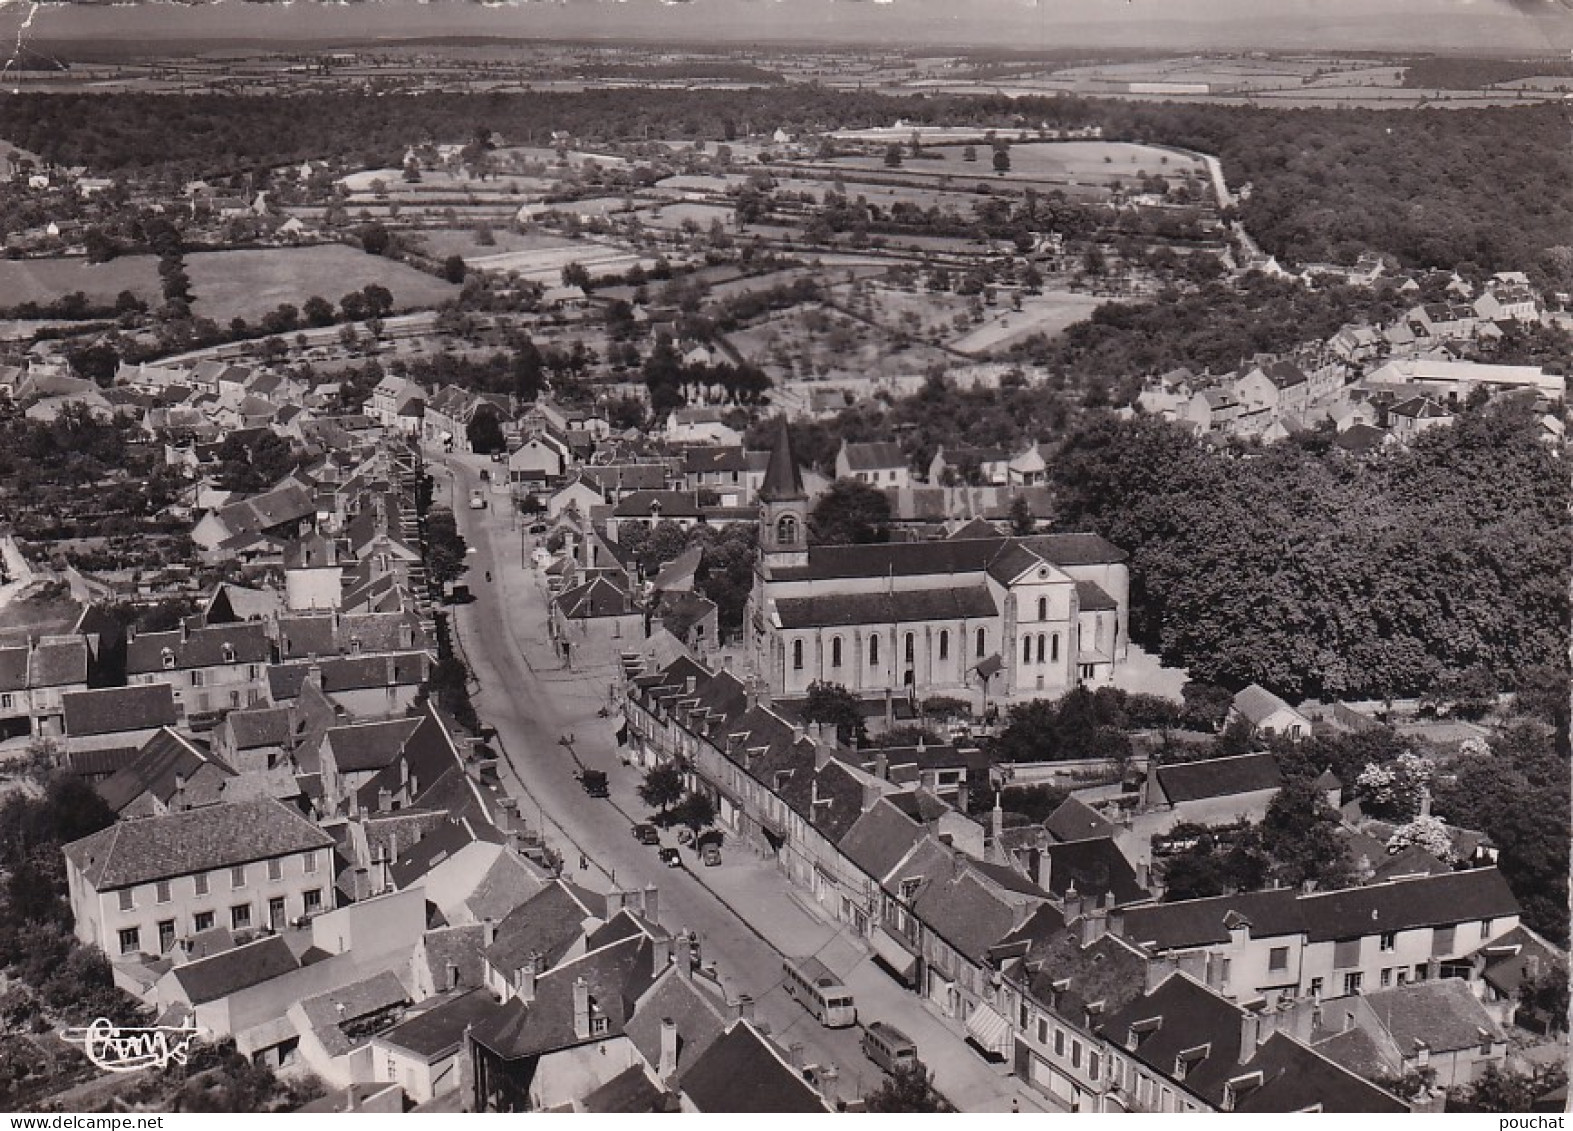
{"left": 620, "top": 652, "right": 1545, "bottom": 1113}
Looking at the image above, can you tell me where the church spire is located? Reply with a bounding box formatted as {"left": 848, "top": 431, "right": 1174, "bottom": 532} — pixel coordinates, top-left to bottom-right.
{"left": 759, "top": 417, "right": 805, "bottom": 503}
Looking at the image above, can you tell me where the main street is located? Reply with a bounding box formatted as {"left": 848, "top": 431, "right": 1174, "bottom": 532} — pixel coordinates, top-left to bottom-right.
{"left": 433, "top": 452, "right": 1053, "bottom": 1113}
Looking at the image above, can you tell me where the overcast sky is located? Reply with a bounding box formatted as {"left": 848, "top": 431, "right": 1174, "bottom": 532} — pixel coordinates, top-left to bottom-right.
{"left": 13, "top": 0, "right": 1573, "bottom": 53}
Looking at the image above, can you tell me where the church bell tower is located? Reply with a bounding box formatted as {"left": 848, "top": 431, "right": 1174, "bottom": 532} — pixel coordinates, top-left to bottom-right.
{"left": 758, "top": 417, "right": 809, "bottom": 572}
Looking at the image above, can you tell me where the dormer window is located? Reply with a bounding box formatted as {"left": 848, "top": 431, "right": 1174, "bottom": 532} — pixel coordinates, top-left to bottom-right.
{"left": 222, "top": 643, "right": 236, "bottom": 664}
{"left": 161, "top": 648, "right": 176, "bottom": 670}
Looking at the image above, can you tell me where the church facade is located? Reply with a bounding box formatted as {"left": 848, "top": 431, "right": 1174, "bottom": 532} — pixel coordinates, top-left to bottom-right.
{"left": 745, "top": 424, "right": 1131, "bottom": 711}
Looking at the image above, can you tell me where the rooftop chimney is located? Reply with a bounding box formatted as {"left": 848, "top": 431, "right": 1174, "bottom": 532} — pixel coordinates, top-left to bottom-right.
{"left": 642, "top": 884, "right": 659, "bottom": 925}
{"left": 1062, "top": 884, "right": 1083, "bottom": 922}
{"left": 658, "top": 1018, "right": 679, "bottom": 1082}
{"left": 1239, "top": 1010, "right": 1261, "bottom": 1065}
{"left": 874, "top": 747, "right": 888, "bottom": 781}
{"left": 495, "top": 796, "right": 517, "bottom": 834}
{"left": 734, "top": 994, "right": 755, "bottom": 1024}
{"left": 517, "top": 952, "right": 541, "bottom": 1004}
{"left": 676, "top": 933, "right": 693, "bottom": 980}
{"left": 787, "top": 1041, "right": 805, "bottom": 1070}
{"left": 572, "top": 976, "right": 591, "bottom": 1041}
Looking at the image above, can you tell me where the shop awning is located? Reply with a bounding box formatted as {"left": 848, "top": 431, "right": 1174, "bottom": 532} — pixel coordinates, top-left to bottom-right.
{"left": 870, "top": 928, "right": 919, "bottom": 984}
{"left": 965, "top": 1003, "right": 1011, "bottom": 1056}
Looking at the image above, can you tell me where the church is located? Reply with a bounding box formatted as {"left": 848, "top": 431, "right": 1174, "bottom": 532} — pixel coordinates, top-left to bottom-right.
{"left": 745, "top": 423, "right": 1131, "bottom": 712}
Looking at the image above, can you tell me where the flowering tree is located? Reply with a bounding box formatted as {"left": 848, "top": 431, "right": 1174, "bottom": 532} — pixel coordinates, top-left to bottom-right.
{"left": 1385, "top": 815, "right": 1456, "bottom": 863}
{"left": 1354, "top": 751, "right": 1434, "bottom": 820}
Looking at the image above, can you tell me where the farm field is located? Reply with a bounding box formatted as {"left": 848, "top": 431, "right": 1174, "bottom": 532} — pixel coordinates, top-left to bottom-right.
{"left": 948, "top": 290, "right": 1106, "bottom": 355}
{"left": 727, "top": 300, "right": 954, "bottom": 383}
{"left": 0, "top": 256, "right": 160, "bottom": 308}
{"left": 406, "top": 227, "right": 579, "bottom": 261}
{"left": 441, "top": 238, "right": 656, "bottom": 283}
{"left": 185, "top": 245, "right": 458, "bottom": 322}
{"left": 816, "top": 141, "right": 1205, "bottom": 186}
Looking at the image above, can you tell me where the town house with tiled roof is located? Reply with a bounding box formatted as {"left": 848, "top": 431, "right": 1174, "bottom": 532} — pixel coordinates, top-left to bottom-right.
{"left": 125, "top": 620, "right": 271, "bottom": 723}
{"left": 0, "top": 633, "right": 89, "bottom": 739}
{"left": 63, "top": 795, "right": 336, "bottom": 958}
{"left": 748, "top": 423, "right": 1130, "bottom": 708}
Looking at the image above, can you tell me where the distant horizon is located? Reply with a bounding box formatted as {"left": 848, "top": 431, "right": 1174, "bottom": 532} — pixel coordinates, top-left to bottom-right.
{"left": 7, "top": 0, "right": 1573, "bottom": 55}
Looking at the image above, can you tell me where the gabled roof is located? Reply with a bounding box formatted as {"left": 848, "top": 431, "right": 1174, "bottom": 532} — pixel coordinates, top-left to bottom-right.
{"left": 1298, "top": 868, "right": 1519, "bottom": 942}
{"left": 483, "top": 881, "right": 598, "bottom": 977}
{"left": 911, "top": 866, "right": 1033, "bottom": 965}
{"left": 773, "top": 586, "right": 997, "bottom": 629}
{"left": 1231, "top": 684, "right": 1299, "bottom": 728}
{"left": 169, "top": 934, "right": 298, "bottom": 1004}
{"left": 610, "top": 490, "right": 706, "bottom": 519}
{"left": 266, "top": 653, "right": 428, "bottom": 699}
{"left": 64, "top": 796, "right": 334, "bottom": 891}
{"left": 773, "top": 532, "right": 1125, "bottom": 584}
{"left": 1357, "top": 978, "right": 1504, "bottom": 1056}
{"left": 63, "top": 684, "right": 178, "bottom": 738}
{"left": 97, "top": 728, "right": 235, "bottom": 814}
{"left": 224, "top": 706, "right": 293, "bottom": 751}
{"left": 0, "top": 646, "right": 27, "bottom": 692}
{"left": 1238, "top": 1031, "right": 1408, "bottom": 1114}
{"left": 28, "top": 635, "right": 89, "bottom": 688}
{"left": 623, "top": 964, "right": 729, "bottom": 1085}
{"left": 473, "top": 933, "right": 658, "bottom": 1060}
{"left": 126, "top": 622, "right": 270, "bottom": 676}
{"left": 581, "top": 1064, "right": 666, "bottom": 1114}
{"left": 1038, "top": 837, "right": 1150, "bottom": 906}
{"left": 840, "top": 440, "right": 906, "bottom": 471}
{"left": 324, "top": 718, "right": 423, "bottom": 774}
{"left": 556, "top": 577, "right": 637, "bottom": 620}
{"left": 295, "top": 971, "right": 411, "bottom": 1058}
{"left": 678, "top": 1020, "right": 830, "bottom": 1113}
{"left": 1043, "top": 797, "right": 1116, "bottom": 843}
{"left": 1119, "top": 889, "right": 1304, "bottom": 951}
{"left": 375, "top": 988, "right": 496, "bottom": 1061}
{"left": 1476, "top": 924, "right": 1564, "bottom": 999}
{"left": 1155, "top": 753, "right": 1284, "bottom": 804}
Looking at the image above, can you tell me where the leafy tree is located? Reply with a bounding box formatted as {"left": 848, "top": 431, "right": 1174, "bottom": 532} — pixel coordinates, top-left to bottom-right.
{"left": 361, "top": 283, "right": 395, "bottom": 318}
{"left": 466, "top": 406, "right": 506, "bottom": 455}
{"left": 993, "top": 146, "right": 1011, "bottom": 174}
{"left": 1518, "top": 963, "right": 1569, "bottom": 1033}
{"left": 1008, "top": 494, "right": 1035, "bottom": 536}
{"left": 301, "top": 295, "right": 335, "bottom": 328}
{"left": 883, "top": 143, "right": 903, "bottom": 168}
{"left": 638, "top": 764, "right": 685, "bottom": 815}
{"left": 1433, "top": 722, "right": 1569, "bottom": 944}
{"left": 214, "top": 430, "right": 298, "bottom": 493}
{"left": 866, "top": 1060, "right": 954, "bottom": 1113}
{"left": 804, "top": 681, "right": 865, "bottom": 746}
{"left": 667, "top": 791, "right": 716, "bottom": 838}
{"left": 442, "top": 255, "right": 468, "bottom": 285}
{"left": 808, "top": 478, "right": 891, "bottom": 546}
{"left": 963, "top": 144, "right": 977, "bottom": 162}
{"left": 1258, "top": 778, "right": 1354, "bottom": 891}
{"left": 424, "top": 508, "right": 469, "bottom": 589}
{"left": 357, "top": 222, "right": 392, "bottom": 256}
{"left": 1450, "top": 1063, "right": 1567, "bottom": 1113}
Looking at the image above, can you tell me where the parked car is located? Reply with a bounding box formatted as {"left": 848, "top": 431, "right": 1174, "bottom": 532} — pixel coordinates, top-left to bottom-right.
{"left": 701, "top": 844, "right": 722, "bottom": 867}
{"left": 579, "top": 770, "right": 609, "bottom": 798}
{"left": 658, "top": 847, "right": 683, "bottom": 868}
{"left": 632, "top": 823, "right": 660, "bottom": 845}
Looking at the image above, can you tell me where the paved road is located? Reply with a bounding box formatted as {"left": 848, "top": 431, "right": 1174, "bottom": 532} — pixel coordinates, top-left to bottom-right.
{"left": 435, "top": 453, "right": 1054, "bottom": 1113}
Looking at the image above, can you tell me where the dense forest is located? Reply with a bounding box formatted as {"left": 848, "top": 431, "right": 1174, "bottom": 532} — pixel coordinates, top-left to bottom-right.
{"left": 5, "top": 90, "right": 1570, "bottom": 276}
{"left": 1048, "top": 398, "right": 1569, "bottom": 702}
